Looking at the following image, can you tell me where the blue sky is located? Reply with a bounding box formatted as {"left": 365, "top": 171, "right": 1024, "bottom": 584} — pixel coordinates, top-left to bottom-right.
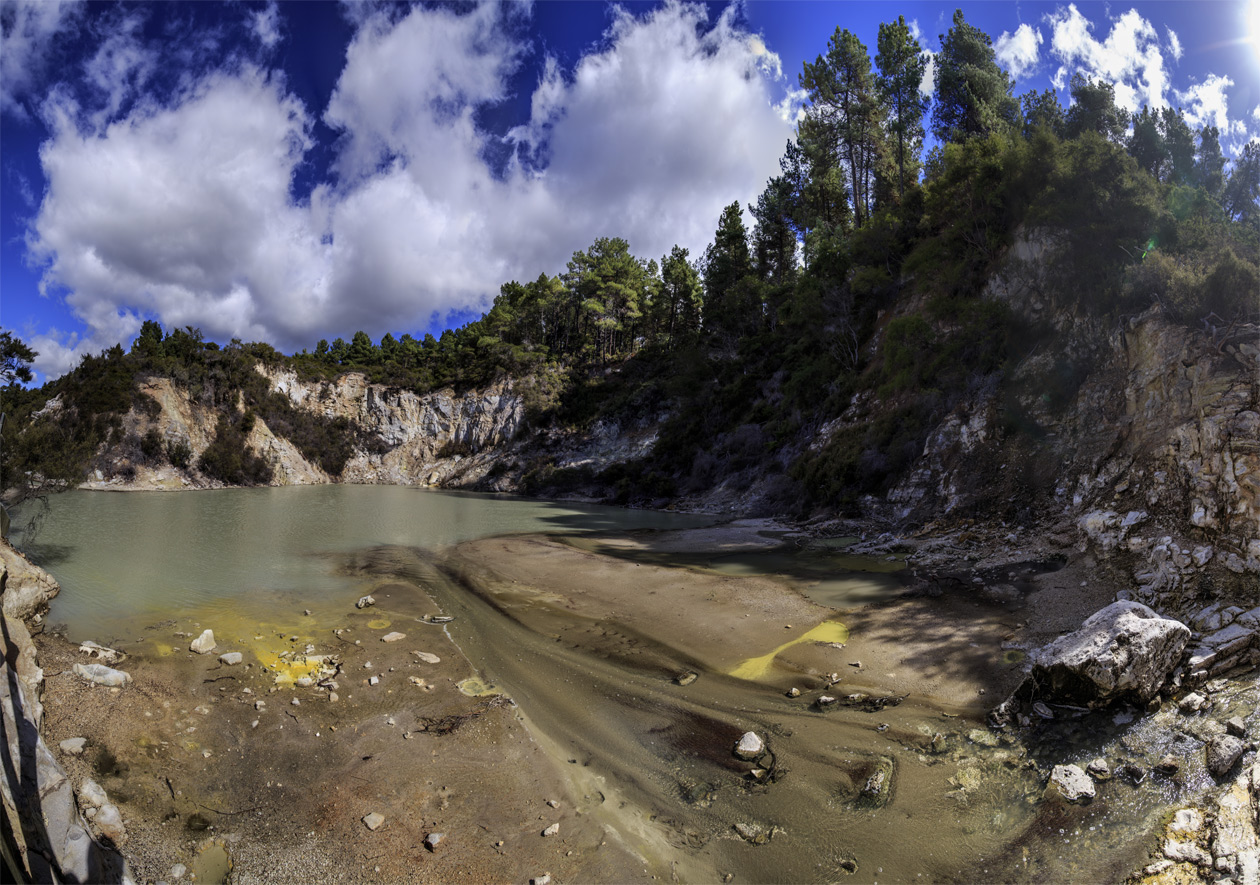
{"left": 2, "top": 0, "right": 1258, "bottom": 381}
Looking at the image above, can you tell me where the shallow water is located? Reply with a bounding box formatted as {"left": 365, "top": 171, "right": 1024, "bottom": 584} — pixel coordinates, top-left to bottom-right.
{"left": 9, "top": 487, "right": 1234, "bottom": 883}
{"left": 7, "top": 486, "right": 713, "bottom": 640}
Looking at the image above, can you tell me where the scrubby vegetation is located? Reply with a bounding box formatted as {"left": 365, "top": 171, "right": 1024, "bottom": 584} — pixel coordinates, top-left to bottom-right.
{"left": 2, "top": 9, "right": 1257, "bottom": 514}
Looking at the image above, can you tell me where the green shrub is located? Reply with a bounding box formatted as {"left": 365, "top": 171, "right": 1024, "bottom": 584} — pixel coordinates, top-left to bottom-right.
{"left": 166, "top": 439, "right": 192, "bottom": 469}
{"left": 197, "top": 414, "right": 273, "bottom": 486}
{"left": 139, "top": 428, "right": 165, "bottom": 462}
{"left": 791, "top": 400, "right": 936, "bottom": 512}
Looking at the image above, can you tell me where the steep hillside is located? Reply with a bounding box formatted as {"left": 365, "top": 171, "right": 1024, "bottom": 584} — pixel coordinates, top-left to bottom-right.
{"left": 26, "top": 277, "right": 1255, "bottom": 623}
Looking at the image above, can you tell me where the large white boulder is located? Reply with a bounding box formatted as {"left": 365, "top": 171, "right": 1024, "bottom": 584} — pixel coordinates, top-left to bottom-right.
{"left": 1025, "top": 600, "right": 1190, "bottom": 706}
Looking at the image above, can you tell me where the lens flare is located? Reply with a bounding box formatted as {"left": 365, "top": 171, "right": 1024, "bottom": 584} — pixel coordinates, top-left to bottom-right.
{"left": 1249, "top": 0, "right": 1260, "bottom": 61}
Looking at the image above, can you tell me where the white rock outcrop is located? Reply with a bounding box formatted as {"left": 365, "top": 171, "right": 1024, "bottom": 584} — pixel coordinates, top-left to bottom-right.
{"left": 1023, "top": 600, "right": 1190, "bottom": 706}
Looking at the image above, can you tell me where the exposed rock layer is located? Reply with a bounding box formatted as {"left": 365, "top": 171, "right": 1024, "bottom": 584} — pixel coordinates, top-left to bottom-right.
{"left": 0, "top": 542, "right": 131, "bottom": 882}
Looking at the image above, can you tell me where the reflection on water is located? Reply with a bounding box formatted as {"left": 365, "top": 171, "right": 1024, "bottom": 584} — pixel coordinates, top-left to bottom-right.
{"left": 8, "top": 487, "right": 714, "bottom": 641}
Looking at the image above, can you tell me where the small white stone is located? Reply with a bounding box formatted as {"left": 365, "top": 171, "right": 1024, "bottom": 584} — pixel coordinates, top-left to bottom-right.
{"left": 59, "top": 737, "right": 87, "bottom": 756}
{"left": 734, "top": 731, "right": 764, "bottom": 760}
{"left": 381, "top": 632, "right": 406, "bottom": 643}
{"left": 218, "top": 652, "right": 243, "bottom": 666}
{"left": 369, "top": 676, "right": 380, "bottom": 686}
{"left": 542, "top": 823, "right": 559, "bottom": 837}
{"left": 363, "top": 812, "right": 385, "bottom": 831}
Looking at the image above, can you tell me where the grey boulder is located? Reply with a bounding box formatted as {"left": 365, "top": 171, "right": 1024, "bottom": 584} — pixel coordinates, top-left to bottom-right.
{"left": 1046, "top": 764, "right": 1095, "bottom": 804}
{"left": 1206, "top": 734, "right": 1247, "bottom": 778}
{"left": 71, "top": 663, "right": 131, "bottom": 688}
{"left": 1024, "top": 601, "right": 1189, "bottom": 706}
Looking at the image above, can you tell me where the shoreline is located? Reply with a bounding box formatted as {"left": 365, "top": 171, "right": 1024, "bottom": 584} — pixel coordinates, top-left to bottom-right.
{"left": 15, "top": 517, "right": 1058, "bottom": 882}
{"left": 9, "top": 505, "right": 1255, "bottom": 884}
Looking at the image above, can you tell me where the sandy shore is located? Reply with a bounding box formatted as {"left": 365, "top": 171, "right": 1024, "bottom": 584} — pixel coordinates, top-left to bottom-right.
{"left": 33, "top": 521, "right": 1119, "bottom": 883}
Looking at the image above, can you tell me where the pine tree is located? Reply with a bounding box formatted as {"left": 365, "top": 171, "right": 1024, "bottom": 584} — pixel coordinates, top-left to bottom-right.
{"left": 702, "top": 203, "right": 753, "bottom": 331}
{"left": 932, "top": 9, "right": 1019, "bottom": 143}
{"left": 800, "top": 28, "right": 886, "bottom": 226}
{"left": 875, "top": 16, "right": 929, "bottom": 204}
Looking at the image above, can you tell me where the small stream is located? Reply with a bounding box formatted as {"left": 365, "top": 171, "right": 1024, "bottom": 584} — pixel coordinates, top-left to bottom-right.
{"left": 10, "top": 487, "right": 1237, "bottom": 882}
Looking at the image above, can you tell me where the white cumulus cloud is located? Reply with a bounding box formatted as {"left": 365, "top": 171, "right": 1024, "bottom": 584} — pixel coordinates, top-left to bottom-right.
{"left": 26, "top": 1, "right": 795, "bottom": 377}
{"left": 995, "top": 23, "right": 1043, "bottom": 80}
{"left": 30, "top": 67, "right": 323, "bottom": 375}
{"left": 1166, "top": 27, "right": 1182, "bottom": 61}
{"left": 1047, "top": 4, "right": 1170, "bottom": 111}
{"left": 1177, "top": 74, "right": 1246, "bottom": 137}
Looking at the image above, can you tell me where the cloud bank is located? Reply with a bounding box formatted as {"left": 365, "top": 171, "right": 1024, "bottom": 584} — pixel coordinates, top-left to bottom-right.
{"left": 1046, "top": 4, "right": 1173, "bottom": 111}
{"left": 24, "top": 1, "right": 795, "bottom": 377}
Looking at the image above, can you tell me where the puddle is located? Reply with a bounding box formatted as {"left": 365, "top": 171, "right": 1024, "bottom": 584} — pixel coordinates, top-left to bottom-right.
{"left": 190, "top": 838, "right": 232, "bottom": 884}
{"left": 457, "top": 676, "right": 499, "bottom": 697}
{"left": 728, "top": 620, "right": 850, "bottom": 681}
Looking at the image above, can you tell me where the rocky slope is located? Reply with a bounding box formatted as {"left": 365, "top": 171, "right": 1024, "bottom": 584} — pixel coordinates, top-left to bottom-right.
{"left": 82, "top": 370, "right": 528, "bottom": 492}
{"left": 882, "top": 304, "right": 1260, "bottom": 607}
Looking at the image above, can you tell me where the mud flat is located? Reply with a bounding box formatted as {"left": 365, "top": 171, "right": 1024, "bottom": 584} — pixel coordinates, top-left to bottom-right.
{"left": 33, "top": 524, "right": 1151, "bottom": 883}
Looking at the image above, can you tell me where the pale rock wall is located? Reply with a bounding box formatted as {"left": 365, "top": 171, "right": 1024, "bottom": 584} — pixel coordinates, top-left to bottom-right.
{"left": 0, "top": 543, "right": 131, "bottom": 882}
{"left": 81, "top": 369, "right": 525, "bottom": 491}
{"left": 0, "top": 539, "right": 61, "bottom": 626}
{"left": 884, "top": 236, "right": 1258, "bottom": 620}
{"left": 1079, "top": 310, "right": 1260, "bottom": 613}
{"left": 261, "top": 368, "right": 525, "bottom": 486}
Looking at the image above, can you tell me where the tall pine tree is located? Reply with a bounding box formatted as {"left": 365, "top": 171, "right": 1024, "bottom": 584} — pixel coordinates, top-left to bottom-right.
{"left": 800, "top": 28, "right": 886, "bottom": 227}
{"left": 875, "top": 16, "right": 929, "bottom": 204}
{"left": 932, "top": 9, "right": 1019, "bottom": 143}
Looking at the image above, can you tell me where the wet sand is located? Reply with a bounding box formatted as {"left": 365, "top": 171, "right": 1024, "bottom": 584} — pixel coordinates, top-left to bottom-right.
{"left": 33, "top": 524, "right": 1123, "bottom": 883}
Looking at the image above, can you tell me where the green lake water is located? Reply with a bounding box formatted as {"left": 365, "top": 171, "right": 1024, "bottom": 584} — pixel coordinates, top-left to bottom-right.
{"left": 7, "top": 486, "right": 714, "bottom": 641}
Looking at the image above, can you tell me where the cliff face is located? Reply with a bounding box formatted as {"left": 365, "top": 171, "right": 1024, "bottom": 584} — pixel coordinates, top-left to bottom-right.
{"left": 83, "top": 370, "right": 527, "bottom": 492}
{"left": 878, "top": 293, "right": 1259, "bottom": 618}
{"left": 265, "top": 369, "right": 525, "bottom": 486}
{"left": 0, "top": 542, "right": 129, "bottom": 882}
{"left": 74, "top": 290, "right": 1257, "bottom": 616}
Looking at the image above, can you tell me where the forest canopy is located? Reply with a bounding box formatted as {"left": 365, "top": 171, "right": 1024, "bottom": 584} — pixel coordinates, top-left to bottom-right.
{"left": 3, "top": 9, "right": 1257, "bottom": 512}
